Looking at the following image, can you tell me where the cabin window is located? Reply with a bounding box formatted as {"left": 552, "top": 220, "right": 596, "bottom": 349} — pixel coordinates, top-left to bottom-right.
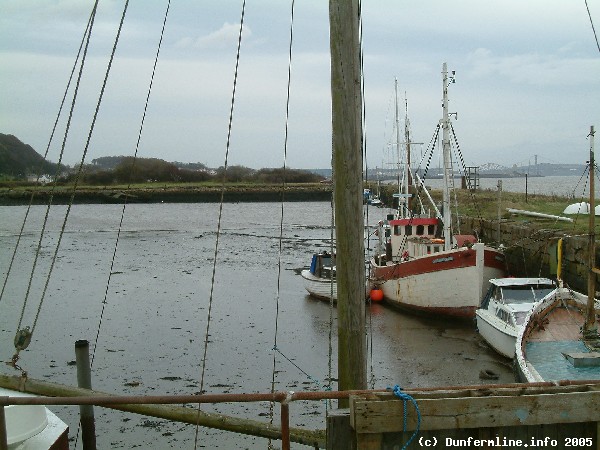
{"left": 427, "top": 246, "right": 431, "bottom": 253}
{"left": 405, "top": 225, "right": 412, "bottom": 236}
{"left": 428, "top": 225, "right": 435, "bottom": 235}
{"left": 394, "top": 225, "right": 401, "bottom": 236}
{"left": 433, "top": 246, "right": 440, "bottom": 253}
{"left": 416, "top": 225, "right": 424, "bottom": 235}
{"left": 496, "top": 309, "right": 509, "bottom": 324}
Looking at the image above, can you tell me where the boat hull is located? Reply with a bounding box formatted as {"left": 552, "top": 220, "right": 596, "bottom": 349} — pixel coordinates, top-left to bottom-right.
{"left": 475, "top": 310, "right": 518, "bottom": 358}
{"left": 371, "top": 243, "right": 505, "bottom": 319}
{"left": 515, "top": 288, "right": 600, "bottom": 382}
{"left": 300, "top": 269, "right": 337, "bottom": 301}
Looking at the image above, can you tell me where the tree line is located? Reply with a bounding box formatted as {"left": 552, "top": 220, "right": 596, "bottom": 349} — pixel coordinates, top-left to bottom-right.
{"left": 61, "top": 157, "right": 325, "bottom": 185}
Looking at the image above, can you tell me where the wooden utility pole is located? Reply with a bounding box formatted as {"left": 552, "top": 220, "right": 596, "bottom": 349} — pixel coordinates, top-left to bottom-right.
{"left": 329, "top": 0, "right": 367, "bottom": 403}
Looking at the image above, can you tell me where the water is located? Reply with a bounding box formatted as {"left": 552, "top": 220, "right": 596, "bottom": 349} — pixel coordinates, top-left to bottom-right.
{"left": 0, "top": 202, "right": 512, "bottom": 449}
{"left": 526, "top": 340, "right": 600, "bottom": 381}
{"left": 424, "top": 174, "right": 599, "bottom": 198}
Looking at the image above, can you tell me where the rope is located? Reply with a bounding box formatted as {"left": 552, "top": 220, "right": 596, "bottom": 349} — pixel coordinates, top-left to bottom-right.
{"left": 449, "top": 122, "right": 485, "bottom": 230}
{"left": 584, "top": 0, "right": 600, "bottom": 53}
{"left": 268, "top": 0, "right": 296, "bottom": 441}
{"left": 29, "top": 0, "right": 131, "bottom": 337}
{"left": 194, "top": 1, "right": 246, "bottom": 448}
{"left": 392, "top": 385, "right": 421, "bottom": 449}
{"left": 10, "top": 1, "right": 101, "bottom": 367}
{"left": 357, "top": 0, "right": 377, "bottom": 391}
{"left": 0, "top": 13, "right": 94, "bottom": 310}
{"left": 90, "top": 0, "right": 172, "bottom": 372}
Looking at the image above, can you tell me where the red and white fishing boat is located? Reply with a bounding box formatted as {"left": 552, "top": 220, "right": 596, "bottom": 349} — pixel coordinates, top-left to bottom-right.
{"left": 369, "top": 64, "right": 506, "bottom": 319}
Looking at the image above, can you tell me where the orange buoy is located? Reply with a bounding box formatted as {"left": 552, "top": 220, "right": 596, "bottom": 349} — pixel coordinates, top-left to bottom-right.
{"left": 370, "top": 288, "right": 383, "bottom": 302}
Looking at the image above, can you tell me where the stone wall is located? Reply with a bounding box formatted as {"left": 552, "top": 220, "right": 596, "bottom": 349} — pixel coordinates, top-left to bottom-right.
{"left": 460, "top": 216, "right": 596, "bottom": 293}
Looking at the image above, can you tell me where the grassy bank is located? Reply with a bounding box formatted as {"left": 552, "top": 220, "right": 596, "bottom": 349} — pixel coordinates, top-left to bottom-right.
{"left": 373, "top": 183, "right": 594, "bottom": 237}
{"left": 1, "top": 181, "right": 593, "bottom": 235}
{"left": 0, "top": 182, "right": 333, "bottom": 205}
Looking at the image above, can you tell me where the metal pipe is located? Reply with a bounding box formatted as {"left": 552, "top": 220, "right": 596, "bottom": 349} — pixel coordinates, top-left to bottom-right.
{"left": 3, "top": 380, "right": 600, "bottom": 407}
{"left": 281, "top": 399, "right": 290, "bottom": 450}
{"left": 75, "top": 340, "right": 97, "bottom": 450}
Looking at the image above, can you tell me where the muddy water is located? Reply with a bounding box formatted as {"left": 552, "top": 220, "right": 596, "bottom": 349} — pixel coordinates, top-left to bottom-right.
{"left": 0, "top": 202, "right": 511, "bottom": 449}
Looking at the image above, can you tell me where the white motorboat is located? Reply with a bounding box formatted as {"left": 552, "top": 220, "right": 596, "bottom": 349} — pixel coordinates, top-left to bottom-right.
{"left": 475, "top": 278, "right": 556, "bottom": 358}
{"left": 301, "top": 251, "right": 337, "bottom": 301}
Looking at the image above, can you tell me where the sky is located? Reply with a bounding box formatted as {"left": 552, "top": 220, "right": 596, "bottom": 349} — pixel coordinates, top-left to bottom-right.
{"left": 0, "top": 0, "right": 599, "bottom": 171}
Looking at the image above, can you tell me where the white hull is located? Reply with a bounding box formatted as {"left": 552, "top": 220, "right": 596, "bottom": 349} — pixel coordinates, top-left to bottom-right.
{"left": 1, "top": 387, "right": 69, "bottom": 448}
{"left": 372, "top": 244, "right": 505, "bottom": 318}
{"left": 475, "top": 310, "right": 518, "bottom": 358}
{"left": 300, "top": 269, "right": 337, "bottom": 301}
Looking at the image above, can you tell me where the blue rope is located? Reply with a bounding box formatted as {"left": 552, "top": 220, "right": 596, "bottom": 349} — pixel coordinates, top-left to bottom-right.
{"left": 392, "top": 385, "right": 421, "bottom": 449}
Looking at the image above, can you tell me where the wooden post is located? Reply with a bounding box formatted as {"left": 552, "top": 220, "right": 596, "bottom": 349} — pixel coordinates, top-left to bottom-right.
{"left": 329, "top": 0, "right": 367, "bottom": 405}
{"left": 586, "top": 125, "right": 597, "bottom": 335}
{"left": 497, "top": 179, "right": 502, "bottom": 243}
{"left": 75, "top": 340, "right": 97, "bottom": 450}
{"left": 326, "top": 409, "right": 353, "bottom": 450}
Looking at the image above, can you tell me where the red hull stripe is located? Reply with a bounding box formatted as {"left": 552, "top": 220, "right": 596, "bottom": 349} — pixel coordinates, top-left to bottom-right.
{"left": 389, "top": 218, "right": 438, "bottom": 226}
{"left": 373, "top": 248, "right": 505, "bottom": 280}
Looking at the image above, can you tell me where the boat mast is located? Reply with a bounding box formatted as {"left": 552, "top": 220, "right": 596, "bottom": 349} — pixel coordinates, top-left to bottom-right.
{"left": 329, "top": 0, "right": 367, "bottom": 400}
{"left": 585, "top": 125, "right": 597, "bottom": 336}
{"left": 404, "top": 94, "right": 412, "bottom": 214}
{"left": 441, "top": 63, "right": 453, "bottom": 250}
{"left": 394, "top": 78, "right": 405, "bottom": 217}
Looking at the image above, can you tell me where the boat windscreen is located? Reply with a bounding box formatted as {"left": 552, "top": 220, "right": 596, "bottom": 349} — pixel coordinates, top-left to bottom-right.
{"left": 501, "top": 285, "right": 555, "bottom": 303}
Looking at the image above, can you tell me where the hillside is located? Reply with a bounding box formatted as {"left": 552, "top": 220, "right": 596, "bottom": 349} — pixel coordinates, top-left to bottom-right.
{"left": 0, "top": 133, "right": 58, "bottom": 178}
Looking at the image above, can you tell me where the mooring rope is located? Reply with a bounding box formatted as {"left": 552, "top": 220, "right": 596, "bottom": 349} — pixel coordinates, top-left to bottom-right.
{"left": 194, "top": 1, "right": 246, "bottom": 448}
{"left": 392, "top": 384, "right": 421, "bottom": 449}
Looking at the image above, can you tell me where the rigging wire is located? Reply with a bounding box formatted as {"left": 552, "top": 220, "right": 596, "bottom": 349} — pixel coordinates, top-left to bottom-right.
{"left": 90, "top": 0, "right": 172, "bottom": 371}
{"left": 194, "top": 1, "right": 246, "bottom": 447}
{"left": 26, "top": 0, "right": 132, "bottom": 340}
{"left": 0, "top": 14, "right": 94, "bottom": 310}
{"left": 268, "top": 0, "right": 296, "bottom": 443}
{"left": 10, "top": 0, "right": 102, "bottom": 367}
{"left": 357, "top": 0, "right": 377, "bottom": 391}
{"left": 584, "top": 0, "right": 600, "bottom": 53}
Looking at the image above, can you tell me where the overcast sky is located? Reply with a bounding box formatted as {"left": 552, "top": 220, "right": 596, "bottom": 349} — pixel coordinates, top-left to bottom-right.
{"left": 1, "top": 1, "right": 599, "bottom": 170}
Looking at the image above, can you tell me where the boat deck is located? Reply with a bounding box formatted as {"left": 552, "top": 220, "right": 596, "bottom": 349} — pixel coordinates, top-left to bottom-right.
{"left": 526, "top": 304, "right": 600, "bottom": 381}
{"left": 528, "top": 306, "right": 584, "bottom": 342}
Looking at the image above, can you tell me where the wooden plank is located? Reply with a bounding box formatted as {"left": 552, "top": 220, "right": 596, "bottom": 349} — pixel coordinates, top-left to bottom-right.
{"left": 326, "top": 409, "right": 354, "bottom": 450}
{"left": 351, "top": 391, "right": 600, "bottom": 433}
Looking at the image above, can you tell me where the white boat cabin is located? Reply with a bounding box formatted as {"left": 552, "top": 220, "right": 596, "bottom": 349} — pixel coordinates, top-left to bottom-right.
{"left": 379, "top": 216, "right": 479, "bottom": 262}
{"left": 481, "top": 278, "right": 556, "bottom": 327}
{"left": 308, "top": 251, "right": 335, "bottom": 280}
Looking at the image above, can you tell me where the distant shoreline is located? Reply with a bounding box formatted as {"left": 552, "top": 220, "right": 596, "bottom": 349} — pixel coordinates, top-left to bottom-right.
{"left": 0, "top": 184, "right": 333, "bottom": 205}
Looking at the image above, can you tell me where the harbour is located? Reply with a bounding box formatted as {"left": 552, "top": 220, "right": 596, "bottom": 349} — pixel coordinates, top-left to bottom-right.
{"left": 0, "top": 201, "right": 515, "bottom": 448}
{"left": 2, "top": 0, "right": 599, "bottom": 446}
